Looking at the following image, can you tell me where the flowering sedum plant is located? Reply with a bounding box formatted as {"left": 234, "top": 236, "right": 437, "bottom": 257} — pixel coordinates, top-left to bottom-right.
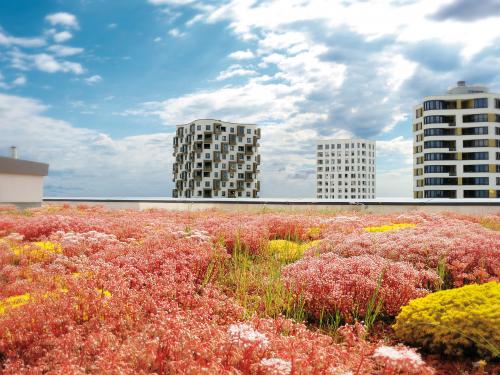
{"left": 394, "top": 281, "right": 500, "bottom": 359}
{"left": 0, "top": 205, "right": 497, "bottom": 373}
{"left": 282, "top": 254, "right": 437, "bottom": 322}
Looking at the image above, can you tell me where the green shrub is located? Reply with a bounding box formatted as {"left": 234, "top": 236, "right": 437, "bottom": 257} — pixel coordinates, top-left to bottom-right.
{"left": 393, "top": 282, "right": 500, "bottom": 359}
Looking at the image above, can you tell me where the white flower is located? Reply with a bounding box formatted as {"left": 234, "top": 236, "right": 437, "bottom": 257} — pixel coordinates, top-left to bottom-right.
{"left": 227, "top": 323, "right": 269, "bottom": 349}
{"left": 4, "top": 232, "right": 24, "bottom": 241}
{"left": 373, "top": 345, "right": 424, "bottom": 366}
{"left": 260, "top": 358, "right": 292, "bottom": 375}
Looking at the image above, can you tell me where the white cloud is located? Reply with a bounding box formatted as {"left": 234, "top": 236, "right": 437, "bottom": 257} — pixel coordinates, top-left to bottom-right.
{"left": 376, "top": 136, "right": 413, "bottom": 163}
{"left": 215, "top": 64, "right": 257, "bottom": 81}
{"left": 108, "top": 23, "right": 118, "bottom": 29}
{"left": 148, "top": 0, "right": 195, "bottom": 5}
{"left": 138, "top": 0, "right": 500, "bottom": 197}
{"left": 168, "top": 28, "right": 186, "bottom": 38}
{"left": 33, "top": 53, "right": 84, "bottom": 74}
{"left": 154, "top": 36, "right": 162, "bottom": 42}
{"left": 85, "top": 75, "right": 103, "bottom": 85}
{"left": 45, "top": 12, "right": 79, "bottom": 29}
{"left": 52, "top": 31, "right": 73, "bottom": 43}
{"left": 0, "top": 31, "right": 46, "bottom": 48}
{"left": 0, "top": 93, "right": 173, "bottom": 197}
{"left": 0, "top": 71, "right": 7, "bottom": 89}
{"left": 12, "top": 75, "right": 27, "bottom": 86}
{"left": 228, "top": 49, "right": 255, "bottom": 60}
{"left": 47, "top": 45, "right": 84, "bottom": 57}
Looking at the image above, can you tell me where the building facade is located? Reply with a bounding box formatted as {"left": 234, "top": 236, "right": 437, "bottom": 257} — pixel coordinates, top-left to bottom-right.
{"left": 316, "top": 139, "right": 376, "bottom": 199}
{"left": 0, "top": 147, "right": 49, "bottom": 208}
{"left": 172, "top": 119, "right": 261, "bottom": 198}
{"left": 413, "top": 81, "right": 500, "bottom": 199}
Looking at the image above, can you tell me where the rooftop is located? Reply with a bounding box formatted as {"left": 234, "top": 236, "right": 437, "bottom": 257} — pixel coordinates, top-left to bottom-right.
{"left": 0, "top": 156, "right": 49, "bottom": 176}
{"left": 446, "top": 80, "right": 489, "bottom": 95}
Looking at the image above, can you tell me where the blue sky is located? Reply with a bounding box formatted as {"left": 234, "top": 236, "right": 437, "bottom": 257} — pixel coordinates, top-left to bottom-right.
{"left": 1, "top": 0, "right": 499, "bottom": 197}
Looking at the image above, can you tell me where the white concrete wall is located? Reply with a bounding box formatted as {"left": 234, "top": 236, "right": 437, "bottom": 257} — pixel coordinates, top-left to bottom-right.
{"left": 43, "top": 199, "right": 500, "bottom": 215}
{"left": 0, "top": 173, "right": 44, "bottom": 202}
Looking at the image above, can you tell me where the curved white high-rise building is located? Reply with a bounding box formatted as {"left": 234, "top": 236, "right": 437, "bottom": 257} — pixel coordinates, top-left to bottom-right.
{"left": 413, "top": 81, "right": 500, "bottom": 199}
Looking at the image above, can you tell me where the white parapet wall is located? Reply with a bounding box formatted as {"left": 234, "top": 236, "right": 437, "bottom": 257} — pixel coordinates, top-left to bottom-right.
{"left": 0, "top": 174, "right": 44, "bottom": 203}
{"left": 42, "top": 197, "right": 500, "bottom": 215}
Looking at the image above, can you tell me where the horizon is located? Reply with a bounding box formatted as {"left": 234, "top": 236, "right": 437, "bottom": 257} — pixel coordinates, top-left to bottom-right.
{"left": 1, "top": 0, "right": 500, "bottom": 198}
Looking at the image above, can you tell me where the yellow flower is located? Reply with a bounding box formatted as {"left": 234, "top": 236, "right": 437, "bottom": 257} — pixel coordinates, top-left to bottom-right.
{"left": 0, "top": 293, "right": 31, "bottom": 314}
{"left": 268, "top": 240, "right": 320, "bottom": 262}
{"left": 305, "top": 226, "right": 322, "bottom": 238}
{"left": 364, "top": 223, "right": 416, "bottom": 232}
{"left": 394, "top": 282, "right": 500, "bottom": 359}
{"left": 96, "top": 288, "right": 112, "bottom": 298}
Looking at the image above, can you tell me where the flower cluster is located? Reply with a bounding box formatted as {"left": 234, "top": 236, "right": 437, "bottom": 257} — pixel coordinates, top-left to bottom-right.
{"left": 0, "top": 205, "right": 496, "bottom": 373}
{"left": 307, "top": 215, "right": 499, "bottom": 287}
{"left": 282, "top": 254, "right": 437, "bottom": 321}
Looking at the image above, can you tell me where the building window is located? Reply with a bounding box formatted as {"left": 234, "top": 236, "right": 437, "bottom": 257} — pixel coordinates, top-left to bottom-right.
{"left": 424, "top": 190, "right": 456, "bottom": 198}
{"left": 463, "top": 164, "right": 488, "bottom": 173}
{"left": 463, "top": 114, "right": 488, "bottom": 123}
{"left": 462, "top": 177, "right": 489, "bottom": 185}
{"left": 424, "top": 115, "right": 444, "bottom": 124}
{"left": 424, "top": 178, "right": 458, "bottom": 186}
{"left": 495, "top": 99, "right": 500, "bottom": 109}
{"left": 463, "top": 139, "right": 489, "bottom": 148}
{"left": 424, "top": 153, "right": 457, "bottom": 161}
{"left": 473, "top": 98, "right": 488, "bottom": 108}
{"left": 461, "top": 152, "right": 489, "bottom": 160}
{"left": 423, "top": 100, "right": 445, "bottom": 111}
{"left": 464, "top": 190, "right": 488, "bottom": 198}
{"left": 424, "top": 128, "right": 453, "bottom": 136}
{"left": 462, "top": 126, "right": 488, "bottom": 135}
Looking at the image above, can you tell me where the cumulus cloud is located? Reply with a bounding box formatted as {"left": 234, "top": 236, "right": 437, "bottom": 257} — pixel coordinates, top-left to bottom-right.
{"left": 168, "top": 28, "right": 185, "bottom": 38}
{"left": 0, "top": 93, "right": 173, "bottom": 197}
{"left": 33, "top": 53, "right": 84, "bottom": 74}
{"left": 11, "top": 75, "right": 27, "bottom": 86}
{"left": 85, "top": 74, "right": 103, "bottom": 85}
{"left": 431, "top": 0, "right": 500, "bottom": 21}
{"left": 53, "top": 31, "right": 73, "bottom": 43}
{"left": 0, "top": 30, "right": 45, "bottom": 48}
{"left": 45, "top": 12, "right": 79, "bottom": 29}
{"left": 47, "top": 45, "right": 84, "bottom": 57}
{"left": 228, "top": 49, "right": 255, "bottom": 60}
{"left": 216, "top": 65, "right": 257, "bottom": 81}
{"left": 148, "top": 0, "right": 196, "bottom": 5}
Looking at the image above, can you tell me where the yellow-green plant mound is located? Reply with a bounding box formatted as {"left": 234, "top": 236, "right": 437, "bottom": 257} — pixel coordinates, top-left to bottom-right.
{"left": 267, "top": 239, "right": 320, "bottom": 263}
{"left": 393, "top": 282, "right": 500, "bottom": 359}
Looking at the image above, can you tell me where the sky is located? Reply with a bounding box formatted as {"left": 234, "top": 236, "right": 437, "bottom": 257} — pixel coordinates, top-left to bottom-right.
{"left": 1, "top": 0, "right": 500, "bottom": 198}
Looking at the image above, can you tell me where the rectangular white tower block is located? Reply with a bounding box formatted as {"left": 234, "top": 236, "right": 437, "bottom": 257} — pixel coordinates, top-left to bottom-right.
{"left": 316, "top": 138, "right": 376, "bottom": 199}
